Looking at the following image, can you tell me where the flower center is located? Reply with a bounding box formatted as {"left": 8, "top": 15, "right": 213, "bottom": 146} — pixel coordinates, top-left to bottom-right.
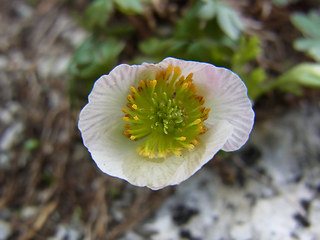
{"left": 122, "top": 65, "right": 210, "bottom": 159}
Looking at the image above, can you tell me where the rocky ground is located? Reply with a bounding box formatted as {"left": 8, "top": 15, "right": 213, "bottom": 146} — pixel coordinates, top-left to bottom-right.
{"left": 0, "top": 1, "right": 319, "bottom": 240}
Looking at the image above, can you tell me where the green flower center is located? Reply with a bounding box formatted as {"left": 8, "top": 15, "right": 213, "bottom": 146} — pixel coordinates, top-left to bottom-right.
{"left": 122, "top": 65, "right": 210, "bottom": 159}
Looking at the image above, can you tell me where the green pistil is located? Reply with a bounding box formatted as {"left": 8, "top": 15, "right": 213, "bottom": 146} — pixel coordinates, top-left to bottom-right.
{"left": 122, "top": 65, "right": 210, "bottom": 159}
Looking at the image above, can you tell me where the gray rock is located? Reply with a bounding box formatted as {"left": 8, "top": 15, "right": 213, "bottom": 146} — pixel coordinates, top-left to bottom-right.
{"left": 0, "top": 220, "right": 11, "bottom": 240}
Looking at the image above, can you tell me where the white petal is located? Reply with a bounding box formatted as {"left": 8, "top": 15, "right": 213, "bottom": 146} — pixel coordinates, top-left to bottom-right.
{"left": 122, "top": 120, "right": 233, "bottom": 190}
{"left": 79, "top": 64, "right": 147, "bottom": 148}
{"left": 193, "top": 65, "right": 254, "bottom": 151}
{"left": 78, "top": 63, "right": 147, "bottom": 177}
{"left": 157, "top": 57, "right": 208, "bottom": 77}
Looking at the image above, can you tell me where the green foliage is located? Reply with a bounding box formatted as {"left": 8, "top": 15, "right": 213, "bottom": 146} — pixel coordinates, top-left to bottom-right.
{"left": 272, "top": 0, "right": 298, "bottom": 7}
{"left": 232, "top": 36, "right": 261, "bottom": 66}
{"left": 23, "top": 138, "right": 40, "bottom": 151}
{"left": 291, "top": 11, "right": 320, "bottom": 62}
{"left": 68, "top": 0, "right": 320, "bottom": 105}
{"left": 270, "top": 63, "right": 320, "bottom": 95}
{"left": 198, "top": 0, "right": 244, "bottom": 40}
{"left": 231, "top": 36, "right": 267, "bottom": 100}
{"left": 81, "top": 0, "right": 114, "bottom": 32}
{"left": 246, "top": 68, "right": 268, "bottom": 100}
{"left": 68, "top": 37, "right": 125, "bottom": 100}
{"left": 114, "top": 0, "right": 148, "bottom": 15}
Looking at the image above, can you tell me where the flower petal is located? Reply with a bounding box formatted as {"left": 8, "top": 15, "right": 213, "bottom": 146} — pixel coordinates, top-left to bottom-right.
{"left": 79, "top": 64, "right": 147, "bottom": 149}
{"left": 157, "top": 57, "right": 208, "bottom": 77}
{"left": 78, "top": 63, "right": 148, "bottom": 177}
{"left": 195, "top": 65, "right": 254, "bottom": 151}
{"left": 156, "top": 57, "right": 254, "bottom": 152}
{"left": 122, "top": 120, "right": 233, "bottom": 190}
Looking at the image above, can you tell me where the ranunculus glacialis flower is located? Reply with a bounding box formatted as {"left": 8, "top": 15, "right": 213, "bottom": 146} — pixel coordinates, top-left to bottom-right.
{"left": 78, "top": 57, "right": 254, "bottom": 190}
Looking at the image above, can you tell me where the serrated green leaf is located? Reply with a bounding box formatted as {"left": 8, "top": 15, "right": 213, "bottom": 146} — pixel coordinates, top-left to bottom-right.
{"left": 114, "top": 0, "right": 145, "bottom": 14}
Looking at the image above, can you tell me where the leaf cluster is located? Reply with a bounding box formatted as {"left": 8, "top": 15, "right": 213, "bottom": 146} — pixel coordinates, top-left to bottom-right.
{"left": 68, "top": 0, "right": 320, "bottom": 105}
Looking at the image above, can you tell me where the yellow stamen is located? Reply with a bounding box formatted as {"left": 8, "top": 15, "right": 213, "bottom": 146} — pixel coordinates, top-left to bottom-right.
{"left": 165, "top": 65, "right": 173, "bottom": 80}
{"left": 173, "top": 66, "right": 182, "bottom": 77}
{"left": 127, "top": 95, "right": 134, "bottom": 102}
{"left": 140, "top": 80, "right": 146, "bottom": 88}
{"left": 152, "top": 80, "right": 157, "bottom": 86}
{"left": 173, "top": 150, "right": 182, "bottom": 157}
{"left": 194, "top": 119, "right": 201, "bottom": 124}
{"left": 176, "top": 136, "right": 186, "bottom": 141}
{"left": 133, "top": 116, "right": 139, "bottom": 121}
{"left": 186, "top": 72, "right": 193, "bottom": 81}
{"left": 186, "top": 144, "right": 195, "bottom": 150}
{"left": 130, "top": 86, "right": 137, "bottom": 94}
{"left": 182, "top": 82, "right": 189, "bottom": 89}
{"left": 124, "top": 130, "right": 131, "bottom": 137}
{"left": 130, "top": 136, "right": 136, "bottom": 140}
{"left": 123, "top": 117, "right": 129, "bottom": 122}
{"left": 132, "top": 104, "right": 137, "bottom": 110}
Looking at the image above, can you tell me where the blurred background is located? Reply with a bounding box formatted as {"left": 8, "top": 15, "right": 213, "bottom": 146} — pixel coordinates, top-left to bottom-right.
{"left": 0, "top": 0, "right": 319, "bottom": 239}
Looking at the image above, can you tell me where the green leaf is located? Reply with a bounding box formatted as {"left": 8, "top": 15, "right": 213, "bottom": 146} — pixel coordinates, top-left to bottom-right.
{"left": 287, "top": 63, "right": 320, "bottom": 87}
{"left": 216, "top": 2, "right": 244, "bottom": 40}
{"left": 291, "top": 11, "right": 320, "bottom": 38}
{"left": 232, "top": 36, "right": 261, "bottom": 66}
{"left": 197, "top": 0, "right": 217, "bottom": 20}
{"left": 68, "top": 37, "right": 125, "bottom": 100}
{"left": 69, "top": 37, "right": 125, "bottom": 80}
{"left": 272, "top": 63, "right": 320, "bottom": 94}
{"left": 175, "top": 2, "right": 203, "bottom": 39}
{"left": 23, "top": 138, "right": 40, "bottom": 151}
{"left": 83, "top": 0, "right": 114, "bottom": 31}
{"left": 139, "top": 38, "right": 174, "bottom": 58}
{"left": 245, "top": 68, "right": 267, "bottom": 100}
{"left": 187, "top": 40, "right": 212, "bottom": 61}
{"left": 114, "top": 0, "right": 145, "bottom": 15}
{"left": 139, "top": 38, "right": 189, "bottom": 60}
{"left": 291, "top": 11, "right": 320, "bottom": 61}
{"left": 294, "top": 38, "right": 320, "bottom": 62}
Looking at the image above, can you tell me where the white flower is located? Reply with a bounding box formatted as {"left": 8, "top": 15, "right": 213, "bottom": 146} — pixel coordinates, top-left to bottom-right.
{"left": 78, "top": 57, "right": 254, "bottom": 190}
